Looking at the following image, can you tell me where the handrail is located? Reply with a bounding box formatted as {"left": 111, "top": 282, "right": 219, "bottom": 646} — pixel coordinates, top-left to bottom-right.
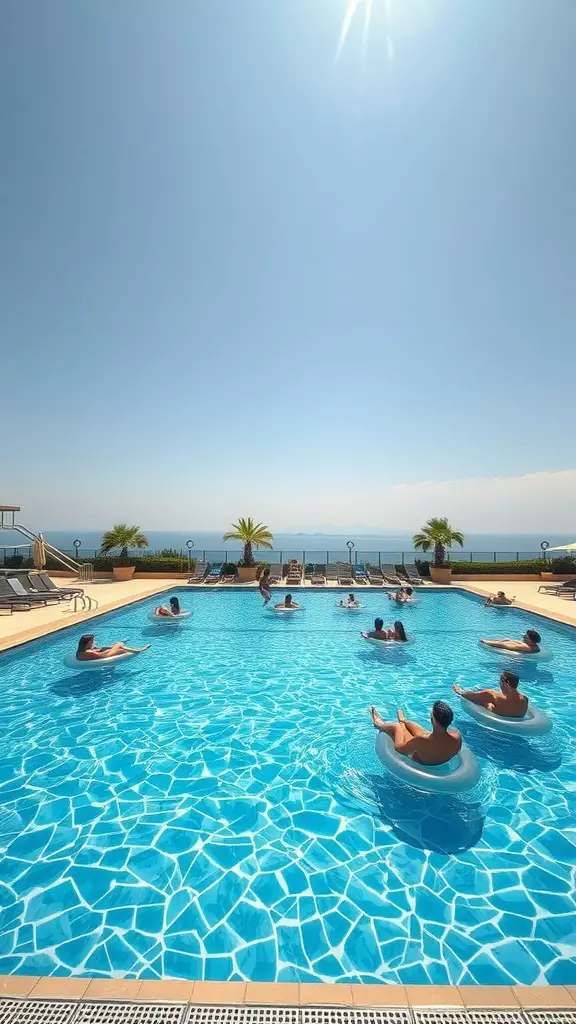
{"left": 11, "top": 523, "right": 80, "bottom": 573}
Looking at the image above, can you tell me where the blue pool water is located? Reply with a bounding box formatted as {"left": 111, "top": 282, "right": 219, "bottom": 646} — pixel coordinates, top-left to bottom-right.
{"left": 0, "top": 589, "right": 575, "bottom": 985}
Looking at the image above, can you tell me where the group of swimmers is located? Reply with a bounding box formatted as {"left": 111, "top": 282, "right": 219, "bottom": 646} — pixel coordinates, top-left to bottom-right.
{"left": 371, "top": 668, "right": 528, "bottom": 765}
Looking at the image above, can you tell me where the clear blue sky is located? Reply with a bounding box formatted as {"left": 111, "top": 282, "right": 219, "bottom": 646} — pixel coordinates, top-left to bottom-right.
{"left": 2, "top": 0, "right": 576, "bottom": 529}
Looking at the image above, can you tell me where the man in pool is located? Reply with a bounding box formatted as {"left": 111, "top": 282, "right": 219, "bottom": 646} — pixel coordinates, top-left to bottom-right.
{"left": 370, "top": 701, "right": 462, "bottom": 765}
{"left": 484, "top": 591, "right": 514, "bottom": 606}
{"left": 453, "top": 670, "right": 528, "bottom": 718}
{"left": 365, "top": 617, "right": 388, "bottom": 639}
{"left": 339, "top": 593, "right": 360, "bottom": 608}
{"left": 274, "top": 593, "right": 301, "bottom": 609}
{"left": 480, "top": 629, "right": 541, "bottom": 654}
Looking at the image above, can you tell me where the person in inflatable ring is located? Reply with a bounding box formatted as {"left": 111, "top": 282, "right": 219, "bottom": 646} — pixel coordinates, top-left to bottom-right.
{"left": 480, "top": 628, "right": 540, "bottom": 654}
{"left": 339, "top": 593, "right": 361, "bottom": 608}
{"left": 364, "top": 619, "right": 407, "bottom": 641}
{"left": 453, "top": 669, "right": 528, "bottom": 718}
{"left": 484, "top": 591, "right": 514, "bottom": 606}
{"left": 76, "top": 634, "right": 150, "bottom": 661}
{"left": 155, "top": 596, "right": 182, "bottom": 617}
{"left": 370, "top": 701, "right": 462, "bottom": 765}
{"left": 274, "top": 593, "right": 301, "bottom": 610}
{"left": 388, "top": 587, "right": 412, "bottom": 604}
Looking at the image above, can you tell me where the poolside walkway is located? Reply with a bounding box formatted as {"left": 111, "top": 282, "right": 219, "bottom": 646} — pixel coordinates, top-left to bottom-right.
{"left": 459, "top": 580, "right": 576, "bottom": 627}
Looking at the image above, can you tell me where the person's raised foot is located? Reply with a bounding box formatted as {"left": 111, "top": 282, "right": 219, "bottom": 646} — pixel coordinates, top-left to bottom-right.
{"left": 397, "top": 709, "right": 405, "bottom": 723}
{"left": 370, "top": 706, "right": 386, "bottom": 730}
{"left": 452, "top": 683, "right": 464, "bottom": 695}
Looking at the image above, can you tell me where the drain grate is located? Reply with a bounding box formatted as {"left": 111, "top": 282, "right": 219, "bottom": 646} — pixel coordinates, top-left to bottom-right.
{"left": 301, "top": 1012, "right": 411, "bottom": 1024}
{"left": 525, "top": 1015, "right": 576, "bottom": 1024}
{"left": 188, "top": 1010, "right": 299, "bottom": 1024}
{"left": 0, "top": 1001, "right": 78, "bottom": 1024}
{"left": 75, "top": 1005, "right": 187, "bottom": 1024}
{"left": 467, "top": 1014, "right": 526, "bottom": 1024}
{"left": 413, "top": 1013, "right": 470, "bottom": 1024}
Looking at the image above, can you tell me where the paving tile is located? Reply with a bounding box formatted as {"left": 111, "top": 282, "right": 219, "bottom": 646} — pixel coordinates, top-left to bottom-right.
{"left": 299, "top": 984, "right": 354, "bottom": 1006}
{"left": 83, "top": 979, "right": 144, "bottom": 1001}
{"left": 458, "top": 987, "right": 520, "bottom": 1008}
{"left": 30, "top": 977, "right": 91, "bottom": 999}
{"left": 512, "top": 987, "right": 576, "bottom": 1008}
{"left": 406, "top": 986, "right": 465, "bottom": 1006}
{"left": 351, "top": 985, "right": 409, "bottom": 1007}
{"left": 0, "top": 976, "right": 40, "bottom": 997}
{"left": 245, "top": 984, "right": 300, "bottom": 1005}
{"left": 137, "top": 980, "right": 195, "bottom": 1002}
{"left": 190, "top": 982, "right": 247, "bottom": 1004}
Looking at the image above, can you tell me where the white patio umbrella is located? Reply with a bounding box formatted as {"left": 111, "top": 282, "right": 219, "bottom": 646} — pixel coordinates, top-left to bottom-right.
{"left": 547, "top": 542, "right": 576, "bottom": 551}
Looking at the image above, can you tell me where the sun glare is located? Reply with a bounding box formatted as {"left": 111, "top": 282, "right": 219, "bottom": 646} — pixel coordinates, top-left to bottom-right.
{"left": 335, "top": 0, "right": 393, "bottom": 62}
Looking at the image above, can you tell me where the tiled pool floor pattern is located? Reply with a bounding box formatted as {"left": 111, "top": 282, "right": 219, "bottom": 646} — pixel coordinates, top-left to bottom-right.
{"left": 0, "top": 591, "right": 574, "bottom": 984}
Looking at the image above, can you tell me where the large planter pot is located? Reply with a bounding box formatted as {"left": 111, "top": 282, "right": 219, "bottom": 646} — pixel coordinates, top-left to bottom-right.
{"left": 429, "top": 565, "right": 452, "bottom": 584}
{"left": 540, "top": 571, "right": 554, "bottom": 580}
{"left": 237, "top": 566, "right": 258, "bottom": 583}
{"left": 113, "top": 566, "right": 136, "bottom": 582}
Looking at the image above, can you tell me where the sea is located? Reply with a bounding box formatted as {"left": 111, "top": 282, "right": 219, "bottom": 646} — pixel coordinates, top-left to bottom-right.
{"left": 1, "top": 529, "right": 572, "bottom": 561}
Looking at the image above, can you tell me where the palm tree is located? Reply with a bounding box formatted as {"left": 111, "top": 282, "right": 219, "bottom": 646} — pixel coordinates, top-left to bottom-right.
{"left": 413, "top": 517, "right": 464, "bottom": 566}
{"left": 222, "top": 518, "right": 273, "bottom": 566}
{"left": 100, "top": 524, "right": 149, "bottom": 559}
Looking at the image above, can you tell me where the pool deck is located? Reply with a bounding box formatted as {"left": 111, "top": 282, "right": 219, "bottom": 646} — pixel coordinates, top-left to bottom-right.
{"left": 1, "top": 576, "right": 575, "bottom": 1006}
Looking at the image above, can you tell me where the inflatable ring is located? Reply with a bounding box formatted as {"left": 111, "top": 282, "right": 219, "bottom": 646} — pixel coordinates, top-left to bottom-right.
{"left": 147, "top": 609, "right": 191, "bottom": 623}
{"left": 336, "top": 602, "right": 363, "bottom": 610}
{"left": 362, "top": 633, "right": 414, "bottom": 646}
{"left": 272, "top": 606, "right": 302, "bottom": 613}
{"left": 64, "top": 651, "right": 141, "bottom": 671}
{"left": 375, "top": 732, "right": 480, "bottom": 794}
{"left": 479, "top": 641, "right": 553, "bottom": 662}
{"left": 459, "top": 697, "right": 552, "bottom": 736}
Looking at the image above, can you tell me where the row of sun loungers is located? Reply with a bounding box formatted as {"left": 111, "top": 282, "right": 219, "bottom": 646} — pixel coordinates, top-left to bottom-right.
{"left": 538, "top": 577, "right": 576, "bottom": 599}
{"left": 0, "top": 573, "right": 84, "bottom": 612}
{"left": 187, "top": 561, "right": 425, "bottom": 586}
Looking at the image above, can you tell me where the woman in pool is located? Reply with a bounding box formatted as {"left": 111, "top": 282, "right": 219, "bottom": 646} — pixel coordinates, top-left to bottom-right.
{"left": 363, "top": 619, "right": 407, "bottom": 641}
{"left": 259, "top": 568, "right": 272, "bottom": 606}
{"left": 275, "top": 593, "right": 301, "bottom": 610}
{"left": 155, "top": 596, "right": 182, "bottom": 617}
{"left": 339, "top": 593, "right": 360, "bottom": 608}
{"left": 76, "top": 634, "right": 150, "bottom": 661}
{"left": 484, "top": 591, "right": 514, "bottom": 607}
{"left": 388, "top": 587, "right": 414, "bottom": 604}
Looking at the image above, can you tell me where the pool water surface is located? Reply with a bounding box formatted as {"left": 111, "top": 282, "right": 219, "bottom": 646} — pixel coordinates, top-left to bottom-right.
{"left": 0, "top": 589, "right": 574, "bottom": 985}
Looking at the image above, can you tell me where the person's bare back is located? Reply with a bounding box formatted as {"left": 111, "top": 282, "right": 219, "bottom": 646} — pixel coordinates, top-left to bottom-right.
{"left": 454, "top": 670, "right": 528, "bottom": 718}
{"left": 371, "top": 703, "right": 462, "bottom": 766}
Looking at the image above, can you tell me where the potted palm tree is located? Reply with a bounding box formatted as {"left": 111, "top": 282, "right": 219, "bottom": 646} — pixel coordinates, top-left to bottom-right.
{"left": 413, "top": 517, "right": 464, "bottom": 584}
{"left": 100, "top": 524, "right": 149, "bottom": 581}
{"left": 222, "top": 518, "right": 273, "bottom": 582}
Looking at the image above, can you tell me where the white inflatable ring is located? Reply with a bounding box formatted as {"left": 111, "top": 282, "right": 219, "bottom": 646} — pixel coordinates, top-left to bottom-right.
{"left": 64, "top": 651, "right": 141, "bottom": 671}
{"left": 337, "top": 602, "right": 362, "bottom": 610}
{"left": 459, "top": 697, "right": 552, "bottom": 736}
{"left": 375, "top": 732, "right": 480, "bottom": 794}
{"left": 479, "top": 641, "right": 553, "bottom": 662}
{"left": 362, "top": 633, "right": 414, "bottom": 646}
{"left": 272, "top": 606, "right": 302, "bottom": 613}
{"left": 147, "top": 609, "right": 191, "bottom": 623}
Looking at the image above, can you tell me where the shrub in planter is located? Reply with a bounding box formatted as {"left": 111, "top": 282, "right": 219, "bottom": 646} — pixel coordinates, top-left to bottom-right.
{"left": 413, "top": 518, "right": 464, "bottom": 582}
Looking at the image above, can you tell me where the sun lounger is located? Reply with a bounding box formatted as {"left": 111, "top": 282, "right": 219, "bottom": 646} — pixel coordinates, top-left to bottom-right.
{"left": 188, "top": 561, "right": 208, "bottom": 583}
{"left": 355, "top": 563, "right": 368, "bottom": 584}
{"left": 33, "top": 572, "right": 84, "bottom": 598}
{"left": 205, "top": 562, "right": 223, "bottom": 585}
{"left": 367, "top": 565, "right": 384, "bottom": 585}
{"left": 403, "top": 563, "right": 426, "bottom": 586}
{"left": 269, "top": 565, "right": 283, "bottom": 584}
{"left": 4, "top": 577, "right": 51, "bottom": 604}
{"left": 286, "top": 561, "right": 302, "bottom": 585}
{"left": 0, "top": 580, "right": 36, "bottom": 611}
{"left": 538, "top": 578, "right": 576, "bottom": 594}
{"left": 325, "top": 564, "right": 339, "bottom": 581}
{"left": 221, "top": 570, "right": 236, "bottom": 583}
{"left": 338, "top": 564, "right": 355, "bottom": 586}
{"left": 311, "top": 565, "right": 326, "bottom": 586}
{"left": 381, "top": 564, "right": 404, "bottom": 585}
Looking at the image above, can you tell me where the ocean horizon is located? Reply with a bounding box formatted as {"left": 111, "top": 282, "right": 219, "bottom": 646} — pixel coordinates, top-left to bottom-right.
{"left": 1, "top": 528, "right": 572, "bottom": 559}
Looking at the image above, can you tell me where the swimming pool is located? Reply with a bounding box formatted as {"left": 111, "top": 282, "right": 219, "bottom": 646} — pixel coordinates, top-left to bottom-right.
{"left": 0, "top": 589, "right": 574, "bottom": 985}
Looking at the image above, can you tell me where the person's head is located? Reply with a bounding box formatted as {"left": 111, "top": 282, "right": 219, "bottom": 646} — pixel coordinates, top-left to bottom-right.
{"left": 524, "top": 629, "right": 541, "bottom": 647}
{"left": 263, "top": 567, "right": 270, "bottom": 577}
{"left": 170, "top": 596, "right": 180, "bottom": 613}
{"left": 500, "top": 670, "right": 520, "bottom": 693}
{"left": 77, "top": 634, "right": 94, "bottom": 654}
{"left": 374, "top": 617, "right": 384, "bottom": 631}
{"left": 285, "top": 594, "right": 292, "bottom": 605}
{"left": 432, "top": 700, "right": 454, "bottom": 730}
{"left": 349, "top": 594, "right": 354, "bottom": 601}
{"left": 405, "top": 586, "right": 413, "bottom": 596}
{"left": 394, "top": 621, "right": 407, "bottom": 642}
{"left": 497, "top": 591, "right": 506, "bottom": 599}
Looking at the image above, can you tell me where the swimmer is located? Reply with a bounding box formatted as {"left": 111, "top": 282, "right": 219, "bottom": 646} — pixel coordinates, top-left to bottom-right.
{"left": 370, "top": 701, "right": 462, "bottom": 765}
{"left": 484, "top": 591, "right": 514, "bottom": 607}
{"left": 154, "top": 596, "right": 182, "bottom": 617}
{"left": 453, "top": 670, "right": 528, "bottom": 718}
{"left": 388, "top": 586, "right": 414, "bottom": 604}
{"left": 76, "top": 634, "right": 150, "bottom": 661}
{"left": 275, "top": 593, "right": 301, "bottom": 610}
{"left": 362, "top": 619, "right": 407, "bottom": 641}
{"left": 259, "top": 568, "right": 272, "bottom": 606}
{"left": 340, "top": 593, "right": 361, "bottom": 608}
{"left": 480, "top": 629, "right": 541, "bottom": 654}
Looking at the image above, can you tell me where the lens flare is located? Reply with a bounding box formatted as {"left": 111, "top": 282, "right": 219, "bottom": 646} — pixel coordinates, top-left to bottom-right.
{"left": 335, "top": 0, "right": 394, "bottom": 62}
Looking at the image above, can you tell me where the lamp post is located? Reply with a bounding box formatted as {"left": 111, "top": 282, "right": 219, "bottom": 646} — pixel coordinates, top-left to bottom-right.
{"left": 541, "top": 541, "right": 550, "bottom": 563}
{"left": 186, "top": 539, "right": 195, "bottom": 570}
{"left": 347, "top": 540, "right": 355, "bottom": 564}
{"left": 73, "top": 539, "right": 81, "bottom": 560}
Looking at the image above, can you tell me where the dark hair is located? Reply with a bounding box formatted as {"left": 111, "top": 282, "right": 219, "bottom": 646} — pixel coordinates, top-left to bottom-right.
{"left": 526, "top": 629, "right": 541, "bottom": 644}
{"left": 502, "top": 670, "right": 519, "bottom": 689}
{"left": 285, "top": 594, "right": 292, "bottom": 604}
{"left": 349, "top": 594, "right": 354, "bottom": 600}
{"left": 77, "top": 634, "right": 94, "bottom": 654}
{"left": 170, "top": 596, "right": 181, "bottom": 613}
{"left": 405, "top": 586, "right": 413, "bottom": 596}
{"left": 432, "top": 700, "right": 454, "bottom": 729}
{"left": 375, "top": 617, "right": 384, "bottom": 630}
{"left": 394, "top": 621, "right": 407, "bottom": 642}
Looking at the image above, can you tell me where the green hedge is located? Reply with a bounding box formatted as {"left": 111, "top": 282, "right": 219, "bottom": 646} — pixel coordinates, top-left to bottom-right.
{"left": 448, "top": 559, "right": 576, "bottom": 575}
{"left": 73, "top": 555, "right": 194, "bottom": 573}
